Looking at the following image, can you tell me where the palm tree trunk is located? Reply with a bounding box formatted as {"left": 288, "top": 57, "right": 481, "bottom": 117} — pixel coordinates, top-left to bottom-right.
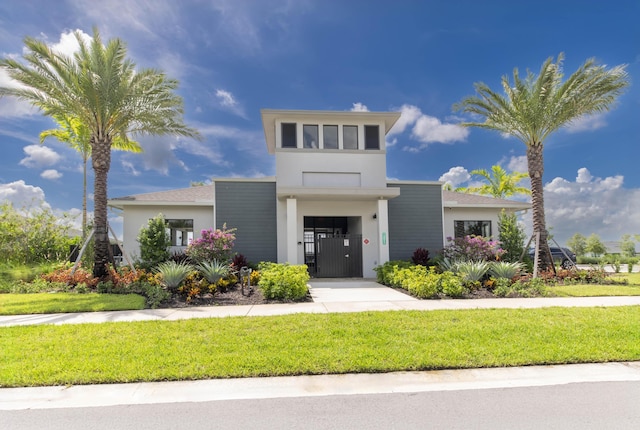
{"left": 91, "top": 135, "right": 112, "bottom": 279}
{"left": 526, "top": 143, "right": 553, "bottom": 272}
{"left": 82, "top": 157, "right": 87, "bottom": 239}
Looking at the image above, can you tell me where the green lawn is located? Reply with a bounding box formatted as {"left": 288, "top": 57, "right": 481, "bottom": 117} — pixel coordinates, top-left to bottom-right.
{"left": 2, "top": 306, "right": 640, "bottom": 387}
{"left": 0, "top": 293, "right": 145, "bottom": 315}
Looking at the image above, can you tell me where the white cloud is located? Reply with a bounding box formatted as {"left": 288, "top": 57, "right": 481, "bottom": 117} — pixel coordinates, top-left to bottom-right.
{"left": 350, "top": 102, "right": 369, "bottom": 112}
{"left": 215, "top": 89, "right": 246, "bottom": 118}
{"left": 121, "top": 160, "right": 141, "bottom": 176}
{"left": 543, "top": 168, "right": 639, "bottom": 244}
{"left": 565, "top": 113, "right": 608, "bottom": 133}
{"left": 19, "top": 145, "right": 61, "bottom": 168}
{"left": 48, "top": 29, "right": 92, "bottom": 57}
{"left": 412, "top": 115, "right": 469, "bottom": 144}
{"left": 41, "top": 169, "right": 62, "bottom": 180}
{"left": 507, "top": 155, "right": 528, "bottom": 173}
{"left": 389, "top": 104, "right": 469, "bottom": 151}
{"left": 0, "top": 180, "right": 49, "bottom": 209}
{"left": 388, "top": 104, "right": 421, "bottom": 136}
{"left": 439, "top": 166, "right": 471, "bottom": 188}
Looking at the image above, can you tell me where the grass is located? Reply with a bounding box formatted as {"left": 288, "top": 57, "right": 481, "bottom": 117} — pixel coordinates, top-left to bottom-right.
{"left": 548, "top": 272, "right": 640, "bottom": 297}
{"left": 1, "top": 306, "right": 640, "bottom": 387}
{"left": 0, "top": 293, "right": 145, "bottom": 315}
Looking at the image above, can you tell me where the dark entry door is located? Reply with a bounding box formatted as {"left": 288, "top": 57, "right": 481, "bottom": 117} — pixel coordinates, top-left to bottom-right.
{"left": 316, "top": 234, "right": 362, "bottom": 278}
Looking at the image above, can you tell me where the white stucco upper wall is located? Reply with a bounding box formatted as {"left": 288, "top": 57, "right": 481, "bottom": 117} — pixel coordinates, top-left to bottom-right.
{"left": 261, "top": 109, "right": 401, "bottom": 154}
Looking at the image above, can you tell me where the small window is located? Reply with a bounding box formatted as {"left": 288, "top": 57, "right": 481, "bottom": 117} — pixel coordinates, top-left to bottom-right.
{"left": 343, "top": 125, "right": 358, "bottom": 150}
{"left": 303, "top": 125, "right": 318, "bottom": 148}
{"left": 323, "top": 125, "right": 338, "bottom": 149}
{"left": 281, "top": 123, "right": 297, "bottom": 148}
{"left": 364, "top": 125, "right": 380, "bottom": 150}
{"left": 165, "top": 219, "right": 194, "bottom": 246}
{"left": 454, "top": 221, "right": 491, "bottom": 238}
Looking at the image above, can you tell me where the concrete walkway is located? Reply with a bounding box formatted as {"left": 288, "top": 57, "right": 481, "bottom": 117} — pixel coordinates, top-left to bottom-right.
{"left": 2, "top": 280, "right": 640, "bottom": 411}
{"left": 3, "top": 279, "right": 640, "bottom": 327}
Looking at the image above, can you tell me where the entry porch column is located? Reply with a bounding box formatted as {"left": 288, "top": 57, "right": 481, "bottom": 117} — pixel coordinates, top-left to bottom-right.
{"left": 377, "top": 199, "right": 390, "bottom": 265}
{"left": 286, "top": 197, "right": 298, "bottom": 264}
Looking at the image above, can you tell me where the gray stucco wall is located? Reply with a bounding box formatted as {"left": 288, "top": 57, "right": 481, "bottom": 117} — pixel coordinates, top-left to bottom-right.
{"left": 387, "top": 183, "right": 444, "bottom": 261}
{"left": 214, "top": 181, "right": 277, "bottom": 264}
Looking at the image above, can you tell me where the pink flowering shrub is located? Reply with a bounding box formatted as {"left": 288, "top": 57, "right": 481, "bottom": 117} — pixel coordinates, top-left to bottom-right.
{"left": 185, "top": 224, "right": 237, "bottom": 263}
{"left": 442, "top": 235, "right": 505, "bottom": 262}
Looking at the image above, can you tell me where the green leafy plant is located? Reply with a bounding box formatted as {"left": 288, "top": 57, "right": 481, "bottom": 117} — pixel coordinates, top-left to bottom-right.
{"left": 137, "top": 214, "right": 171, "bottom": 269}
{"left": 489, "top": 261, "right": 523, "bottom": 280}
{"left": 198, "top": 260, "right": 230, "bottom": 284}
{"left": 451, "top": 260, "right": 490, "bottom": 284}
{"left": 374, "top": 260, "right": 414, "bottom": 286}
{"left": 258, "top": 263, "right": 309, "bottom": 301}
{"left": 155, "top": 261, "right": 193, "bottom": 291}
{"left": 497, "top": 210, "right": 526, "bottom": 262}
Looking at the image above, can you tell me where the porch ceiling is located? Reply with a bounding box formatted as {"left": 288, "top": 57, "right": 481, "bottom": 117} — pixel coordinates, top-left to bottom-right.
{"left": 277, "top": 186, "right": 400, "bottom": 201}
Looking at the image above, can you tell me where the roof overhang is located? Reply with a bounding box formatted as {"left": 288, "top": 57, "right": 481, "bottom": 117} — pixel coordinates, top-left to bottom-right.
{"left": 108, "top": 200, "right": 213, "bottom": 209}
{"left": 277, "top": 186, "right": 400, "bottom": 201}
{"left": 261, "top": 109, "right": 402, "bottom": 154}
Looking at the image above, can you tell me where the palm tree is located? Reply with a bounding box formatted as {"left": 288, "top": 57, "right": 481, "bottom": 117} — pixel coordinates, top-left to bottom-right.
{"left": 1, "top": 28, "right": 200, "bottom": 278}
{"left": 454, "top": 54, "right": 628, "bottom": 271}
{"left": 456, "top": 165, "right": 530, "bottom": 199}
{"left": 40, "top": 114, "right": 142, "bottom": 238}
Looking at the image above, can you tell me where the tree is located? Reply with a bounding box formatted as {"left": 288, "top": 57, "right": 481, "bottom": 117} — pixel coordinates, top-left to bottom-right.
{"left": 457, "top": 165, "right": 530, "bottom": 199}
{"left": 497, "top": 209, "right": 526, "bottom": 262}
{"left": 585, "top": 233, "right": 607, "bottom": 257}
{"left": 454, "top": 54, "right": 628, "bottom": 272}
{"left": 40, "top": 114, "right": 142, "bottom": 238}
{"left": 0, "top": 28, "right": 200, "bottom": 279}
{"left": 566, "top": 233, "right": 587, "bottom": 256}
{"left": 137, "top": 213, "right": 171, "bottom": 269}
{"left": 620, "top": 234, "right": 636, "bottom": 257}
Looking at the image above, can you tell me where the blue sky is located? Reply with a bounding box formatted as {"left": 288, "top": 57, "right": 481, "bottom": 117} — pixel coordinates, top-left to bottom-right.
{"left": 1, "top": 0, "right": 639, "bottom": 246}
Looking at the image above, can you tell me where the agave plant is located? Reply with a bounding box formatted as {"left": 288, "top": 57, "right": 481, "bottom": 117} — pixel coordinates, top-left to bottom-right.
{"left": 198, "top": 260, "right": 230, "bottom": 284}
{"left": 489, "top": 261, "right": 523, "bottom": 280}
{"left": 452, "top": 260, "right": 491, "bottom": 283}
{"left": 155, "top": 261, "right": 193, "bottom": 290}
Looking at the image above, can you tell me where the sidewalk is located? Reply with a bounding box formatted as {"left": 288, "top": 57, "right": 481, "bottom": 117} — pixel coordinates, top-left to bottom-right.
{"left": 2, "top": 292, "right": 640, "bottom": 327}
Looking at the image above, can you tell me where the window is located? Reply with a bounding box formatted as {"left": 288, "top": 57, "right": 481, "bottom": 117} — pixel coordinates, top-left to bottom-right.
{"left": 454, "top": 221, "right": 491, "bottom": 238}
{"left": 343, "top": 125, "right": 358, "bottom": 149}
{"left": 166, "top": 219, "right": 194, "bottom": 246}
{"left": 364, "top": 125, "right": 380, "bottom": 150}
{"left": 281, "top": 123, "right": 297, "bottom": 148}
{"left": 323, "top": 125, "right": 338, "bottom": 149}
{"left": 303, "top": 125, "right": 318, "bottom": 148}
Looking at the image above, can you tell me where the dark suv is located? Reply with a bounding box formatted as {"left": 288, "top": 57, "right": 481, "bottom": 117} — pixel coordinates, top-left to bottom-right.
{"left": 528, "top": 247, "right": 577, "bottom": 269}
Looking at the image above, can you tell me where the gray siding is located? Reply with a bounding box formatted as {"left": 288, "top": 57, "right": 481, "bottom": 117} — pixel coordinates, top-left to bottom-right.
{"left": 215, "top": 181, "right": 277, "bottom": 264}
{"left": 387, "top": 183, "right": 444, "bottom": 261}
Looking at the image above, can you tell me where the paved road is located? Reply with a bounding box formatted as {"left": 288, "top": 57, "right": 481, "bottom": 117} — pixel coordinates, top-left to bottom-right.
{"left": 4, "top": 381, "right": 639, "bottom": 429}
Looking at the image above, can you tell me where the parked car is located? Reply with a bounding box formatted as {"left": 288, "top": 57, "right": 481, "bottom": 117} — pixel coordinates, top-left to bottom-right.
{"left": 528, "top": 247, "right": 577, "bottom": 269}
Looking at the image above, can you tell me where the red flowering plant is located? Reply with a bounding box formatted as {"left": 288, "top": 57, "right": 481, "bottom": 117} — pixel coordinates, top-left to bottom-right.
{"left": 442, "top": 235, "right": 505, "bottom": 262}
{"left": 185, "top": 224, "right": 237, "bottom": 263}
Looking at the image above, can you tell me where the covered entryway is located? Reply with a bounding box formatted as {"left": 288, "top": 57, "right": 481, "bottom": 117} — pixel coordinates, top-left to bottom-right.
{"left": 304, "top": 216, "right": 362, "bottom": 278}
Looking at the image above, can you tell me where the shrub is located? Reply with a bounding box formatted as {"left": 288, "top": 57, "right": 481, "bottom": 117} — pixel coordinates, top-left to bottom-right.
{"left": 498, "top": 210, "right": 526, "bottom": 262}
{"left": 411, "top": 248, "right": 431, "bottom": 266}
{"left": 401, "top": 266, "right": 440, "bottom": 299}
{"left": 442, "top": 235, "right": 504, "bottom": 262}
{"left": 186, "top": 224, "right": 236, "bottom": 263}
{"left": 137, "top": 213, "right": 171, "bottom": 269}
{"left": 258, "top": 263, "right": 309, "bottom": 301}
{"left": 155, "top": 261, "right": 193, "bottom": 291}
{"left": 494, "top": 277, "right": 547, "bottom": 298}
{"left": 439, "top": 271, "right": 467, "bottom": 298}
{"left": 374, "top": 260, "right": 413, "bottom": 285}
{"left": 232, "top": 254, "right": 249, "bottom": 269}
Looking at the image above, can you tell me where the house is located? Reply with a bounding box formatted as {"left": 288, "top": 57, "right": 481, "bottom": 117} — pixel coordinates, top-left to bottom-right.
{"left": 109, "top": 109, "right": 530, "bottom": 278}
